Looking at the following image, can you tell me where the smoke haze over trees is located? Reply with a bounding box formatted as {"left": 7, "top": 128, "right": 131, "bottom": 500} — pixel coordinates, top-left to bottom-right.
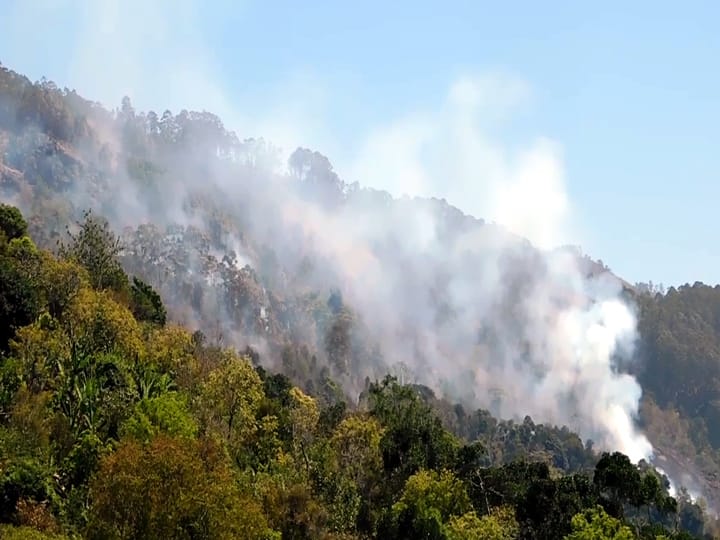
{"left": 1, "top": 61, "right": 720, "bottom": 538}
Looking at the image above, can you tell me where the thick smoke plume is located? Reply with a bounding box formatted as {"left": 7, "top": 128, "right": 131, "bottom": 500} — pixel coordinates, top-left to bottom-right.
{"left": 21, "top": 91, "right": 655, "bottom": 466}
{"left": 1, "top": 0, "right": 655, "bottom": 468}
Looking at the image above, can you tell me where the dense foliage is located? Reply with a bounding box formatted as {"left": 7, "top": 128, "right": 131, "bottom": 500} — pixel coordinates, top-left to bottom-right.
{"left": 631, "top": 284, "right": 720, "bottom": 504}
{"left": 2, "top": 62, "right": 720, "bottom": 537}
{"left": 0, "top": 205, "right": 715, "bottom": 539}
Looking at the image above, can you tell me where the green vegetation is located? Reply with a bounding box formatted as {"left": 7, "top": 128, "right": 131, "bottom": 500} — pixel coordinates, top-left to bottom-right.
{"left": 0, "top": 205, "right": 714, "bottom": 539}
{"left": 2, "top": 62, "right": 720, "bottom": 538}
{"left": 635, "top": 283, "right": 720, "bottom": 495}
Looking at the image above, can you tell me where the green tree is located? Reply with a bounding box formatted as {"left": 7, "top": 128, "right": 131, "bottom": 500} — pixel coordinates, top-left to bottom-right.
{"left": 197, "top": 351, "right": 265, "bottom": 465}
{"left": 324, "top": 307, "right": 354, "bottom": 375}
{"left": 0, "top": 203, "right": 28, "bottom": 241}
{"left": 386, "top": 469, "right": 471, "bottom": 539}
{"left": 255, "top": 470, "right": 327, "bottom": 540}
{"left": 86, "top": 436, "right": 274, "bottom": 540}
{"left": 517, "top": 473, "right": 600, "bottom": 540}
{"left": 145, "top": 325, "right": 198, "bottom": 391}
{"left": 120, "top": 392, "right": 197, "bottom": 442}
{"left": 564, "top": 505, "right": 635, "bottom": 540}
{"left": 0, "top": 249, "right": 40, "bottom": 351}
{"left": 129, "top": 277, "right": 166, "bottom": 326}
{"left": 0, "top": 214, "right": 41, "bottom": 351}
{"left": 446, "top": 507, "right": 519, "bottom": 540}
{"left": 39, "top": 252, "right": 87, "bottom": 319}
{"left": 60, "top": 286, "right": 144, "bottom": 362}
{"left": 368, "top": 376, "right": 459, "bottom": 494}
{"left": 289, "top": 386, "right": 319, "bottom": 469}
{"left": 59, "top": 210, "right": 128, "bottom": 292}
{"left": 331, "top": 414, "right": 384, "bottom": 491}
{"left": 0, "top": 457, "right": 58, "bottom": 525}
{"left": 594, "top": 452, "right": 642, "bottom": 518}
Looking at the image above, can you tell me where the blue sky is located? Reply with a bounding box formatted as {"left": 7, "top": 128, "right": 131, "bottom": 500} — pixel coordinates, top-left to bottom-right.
{"left": 2, "top": 0, "right": 719, "bottom": 287}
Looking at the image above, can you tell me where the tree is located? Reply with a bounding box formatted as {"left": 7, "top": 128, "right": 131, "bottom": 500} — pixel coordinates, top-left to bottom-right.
{"left": 145, "top": 325, "right": 198, "bottom": 391}
{"left": 0, "top": 248, "right": 40, "bottom": 351}
{"left": 368, "top": 376, "right": 459, "bottom": 493}
{"left": 289, "top": 386, "right": 319, "bottom": 468}
{"left": 0, "top": 457, "right": 57, "bottom": 525}
{"left": 331, "top": 414, "right": 384, "bottom": 491}
{"left": 129, "top": 277, "right": 166, "bottom": 326}
{"left": 0, "top": 209, "right": 41, "bottom": 350}
{"left": 386, "top": 469, "right": 472, "bottom": 539}
{"left": 517, "top": 473, "right": 600, "bottom": 540}
{"left": 288, "top": 148, "right": 345, "bottom": 207}
{"left": 593, "top": 452, "right": 642, "bottom": 518}
{"left": 0, "top": 203, "right": 28, "bottom": 241}
{"left": 10, "top": 321, "right": 69, "bottom": 394}
{"left": 446, "top": 507, "right": 519, "bottom": 540}
{"left": 59, "top": 210, "right": 127, "bottom": 292}
{"left": 61, "top": 287, "right": 144, "bottom": 362}
{"left": 324, "top": 307, "right": 354, "bottom": 376}
{"left": 197, "top": 351, "right": 265, "bottom": 464}
{"left": 39, "top": 252, "right": 87, "bottom": 319}
{"left": 563, "top": 506, "right": 635, "bottom": 540}
{"left": 120, "top": 392, "right": 197, "bottom": 442}
{"left": 255, "top": 470, "right": 327, "bottom": 540}
{"left": 86, "top": 436, "right": 274, "bottom": 539}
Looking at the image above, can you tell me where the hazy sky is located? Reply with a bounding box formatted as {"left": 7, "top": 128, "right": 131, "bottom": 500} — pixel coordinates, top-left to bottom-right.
{"left": 2, "top": 0, "right": 719, "bottom": 287}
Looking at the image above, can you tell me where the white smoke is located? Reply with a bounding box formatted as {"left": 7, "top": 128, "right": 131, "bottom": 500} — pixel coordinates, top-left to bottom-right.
{"left": 330, "top": 75, "right": 653, "bottom": 463}
{"left": 3, "top": 0, "right": 655, "bottom": 468}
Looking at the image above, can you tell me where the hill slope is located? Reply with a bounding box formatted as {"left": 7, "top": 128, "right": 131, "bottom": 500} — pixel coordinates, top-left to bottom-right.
{"left": 0, "top": 201, "right": 714, "bottom": 540}
{"left": 2, "top": 61, "right": 720, "bottom": 518}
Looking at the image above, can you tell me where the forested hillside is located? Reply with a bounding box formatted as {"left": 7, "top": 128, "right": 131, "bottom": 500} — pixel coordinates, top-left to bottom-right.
{"left": 0, "top": 204, "right": 712, "bottom": 540}
{"left": 633, "top": 285, "right": 720, "bottom": 504}
{"left": 2, "top": 61, "right": 720, "bottom": 538}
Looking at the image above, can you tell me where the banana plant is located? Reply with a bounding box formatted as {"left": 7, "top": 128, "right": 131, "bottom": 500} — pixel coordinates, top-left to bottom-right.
{"left": 132, "top": 362, "right": 176, "bottom": 400}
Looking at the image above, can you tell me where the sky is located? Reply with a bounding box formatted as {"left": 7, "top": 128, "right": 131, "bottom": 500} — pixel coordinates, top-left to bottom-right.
{"left": 1, "top": 0, "right": 719, "bottom": 287}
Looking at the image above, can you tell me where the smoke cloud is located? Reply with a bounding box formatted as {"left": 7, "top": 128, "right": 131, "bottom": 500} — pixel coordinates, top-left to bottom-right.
{"left": 2, "top": 0, "right": 655, "bottom": 469}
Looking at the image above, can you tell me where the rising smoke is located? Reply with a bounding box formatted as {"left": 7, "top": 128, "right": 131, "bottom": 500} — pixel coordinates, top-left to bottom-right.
{"left": 2, "top": 0, "right": 657, "bottom": 470}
